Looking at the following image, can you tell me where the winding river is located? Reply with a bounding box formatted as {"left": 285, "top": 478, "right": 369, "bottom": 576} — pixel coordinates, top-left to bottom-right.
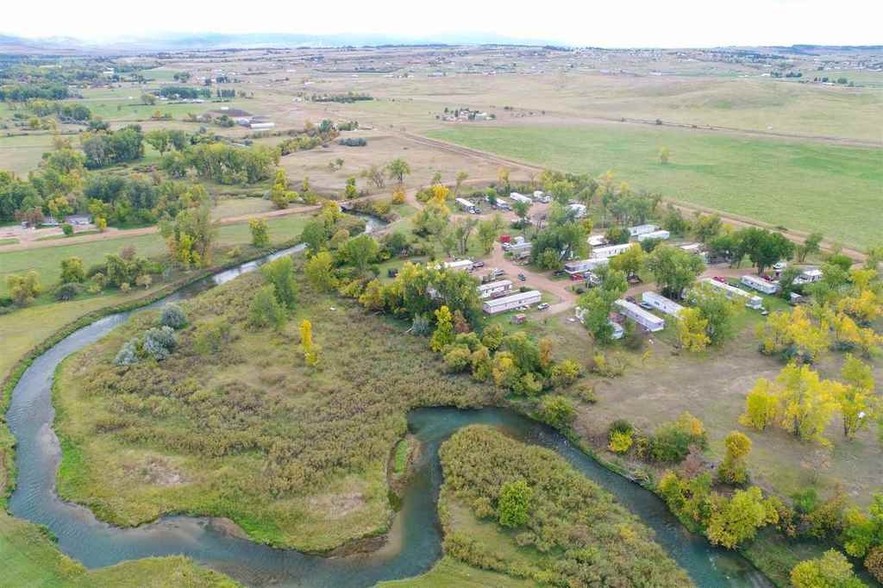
{"left": 6, "top": 247, "right": 771, "bottom": 587}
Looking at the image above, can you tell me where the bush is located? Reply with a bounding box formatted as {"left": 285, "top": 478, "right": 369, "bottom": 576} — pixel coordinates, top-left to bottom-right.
{"left": 609, "top": 430, "right": 634, "bottom": 454}
{"left": 194, "top": 319, "right": 233, "bottom": 355}
{"left": 537, "top": 395, "right": 576, "bottom": 429}
{"left": 865, "top": 547, "right": 883, "bottom": 583}
{"left": 444, "top": 345, "right": 473, "bottom": 373}
{"left": 55, "top": 282, "right": 83, "bottom": 301}
{"left": 113, "top": 339, "right": 140, "bottom": 366}
{"left": 550, "top": 359, "right": 581, "bottom": 388}
{"left": 142, "top": 326, "right": 177, "bottom": 361}
{"left": 62, "top": 223, "right": 74, "bottom": 236}
{"left": 649, "top": 413, "right": 707, "bottom": 463}
{"left": 160, "top": 303, "right": 188, "bottom": 329}
{"left": 498, "top": 479, "right": 533, "bottom": 528}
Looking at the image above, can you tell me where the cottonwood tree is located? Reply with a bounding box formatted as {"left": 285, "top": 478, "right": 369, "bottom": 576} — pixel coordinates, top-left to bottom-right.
{"left": 7, "top": 271, "right": 41, "bottom": 306}
{"left": 340, "top": 234, "right": 379, "bottom": 275}
{"left": 837, "top": 355, "right": 875, "bottom": 439}
{"left": 706, "top": 487, "right": 779, "bottom": 549}
{"left": 646, "top": 244, "right": 705, "bottom": 299}
{"left": 609, "top": 243, "right": 645, "bottom": 280}
{"left": 161, "top": 205, "right": 215, "bottom": 268}
{"left": 304, "top": 250, "right": 336, "bottom": 291}
{"left": 476, "top": 219, "right": 498, "bottom": 254}
{"left": 677, "top": 307, "right": 711, "bottom": 352}
{"left": 386, "top": 158, "right": 410, "bottom": 184}
{"left": 718, "top": 431, "right": 752, "bottom": 485}
{"left": 60, "top": 256, "right": 86, "bottom": 283}
{"left": 261, "top": 256, "right": 297, "bottom": 310}
{"left": 796, "top": 232, "right": 824, "bottom": 263}
{"left": 249, "top": 218, "right": 269, "bottom": 248}
{"left": 790, "top": 550, "right": 864, "bottom": 588}
{"left": 686, "top": 284, "right": 741, "bottom": 345}
{"left": 299, "top": 319, "right": 319, "bottom": 366}
{"left": 431, "top": 305, "right": 454, "bottom": 352}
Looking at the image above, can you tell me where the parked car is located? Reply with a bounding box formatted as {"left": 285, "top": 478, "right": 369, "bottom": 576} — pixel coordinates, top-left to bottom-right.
{"left": 639, "top": 301, "right": 653, "bottom": 311}
{"left": 713, "top": 276, "right": 728, "bottom": 283}
{"left": 472, "top": 260, "right": 485, "bottom": 268}
{"left": 773, "top": 261, "right": 788, "bottom": 271}
{"left": 517, "top": 273, "right": 527, "bottom": 282}
{"left": 626, "top": 295, "right": 637, "bottom": 303}
{"left": 537, "top": 303, "right": 550, "bottom": 310}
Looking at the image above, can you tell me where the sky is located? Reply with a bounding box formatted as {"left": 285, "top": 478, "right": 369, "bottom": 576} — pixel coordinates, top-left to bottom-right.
{"left": 2, "top": 0, "right": 880, "bottom": 47}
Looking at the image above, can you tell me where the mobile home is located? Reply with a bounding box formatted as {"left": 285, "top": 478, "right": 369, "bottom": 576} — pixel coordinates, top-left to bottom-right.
{"left": 509, "top": 192, "right": 533, "bottom": 204}
{"left": 614, "top": 299, "right": 666, "bottom": 332}
{"left": 637, "top": 229, "right": 671, "bottom": 242}
{"left": 641, "top": 291, "right": 685, "bottom": 317}
{"left": 700, "top": 278, "right": 763, "bottom": 309}
{"left": 533, "top": 191, "right": 551, "bottom": 203}
{"left": 794, "top": 268, "right": 823, "bottom": 285}
{"left": 627, "top": 224, "right": 659, "bottom": 238}
{"left": 455, "top": 198, "right": 479, "bottom": 214}
{"left": 483, "top": 290, "right": 542, "bottom": 314}
{"left": 591, "top": 243, "right": 633, "bottom": 260}
{"left": 567, "top": 203, "right": 587, "bottom": 218}
{"left": 741, "top": 274, "right": 779, "bottom": 295}
{"left": 495, "top": 197, "right": 511, "bottom": 211}
{"left": 587, "top": 234, "right": 607, "bottom": 247}
{"left": 564, "top": 258, "right": 608, "bottom": 276}
{"left": 477, "top": 279, "right": 513, "bottom": 299}
{"left": 442, "top": 259, "right": 474, "bottom": 272}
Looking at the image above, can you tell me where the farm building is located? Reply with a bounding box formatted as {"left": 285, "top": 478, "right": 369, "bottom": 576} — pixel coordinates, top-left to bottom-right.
{"left": 627, "top": 224, "right": 659, "bottom": 237}
{"left": 591, "top": 243, "right": 633, "bottom": 260}
{"left": 483, "top": 290, "right": 542, "bottom": 314}
{"left": 700, "top": 278, "right": 763, "bottom": 309}
{"left": 564, "top": 258, "right": 609, "bottom": 276}
{"left": 510, "top": 192, "right": 533, "bottom": 204}
{"left": 741, "top": 274, "right": 779, "bottom": 294}
{"left": 442, "top": 259, "right": 474, "bottom": 272}
{"left": 641, "top": 291, "right": 685, "bottom": 317}
{"left": 614, "top": 299, "right": 666, "bottom": 332}
{"left": 477, "top": 279, "right": 513, "bottom": 299}
{"left": 455, "top": 198, "right": 479, "bottom": 214}
{"left": 637, "top": 229, "right": 671, "bottom": 242}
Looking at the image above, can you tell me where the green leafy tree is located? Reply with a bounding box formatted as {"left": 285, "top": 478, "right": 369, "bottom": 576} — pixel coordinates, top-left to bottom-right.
{"left": 718, "top": 431, "right": 752, "bottom": 485}
{"left": 248, "top": 285, "right": 286, "bottom": 330}
{"left": 790, "top": 550, "right": 864, "bottom": 588}
{"left": 340, "top": 234, "right": 379, "bottom": 274}
{"left": 647, "top": 244, "right": 705, "bottom": 298}
{"left": 735, "top": 228, "right": 795, "bottom": 274}
{"left": 7, "top": 271, "right": 41, "bottom": 306}
{"left": 249, "top": 218, "right": 269, "bottom": 248}
{"left": 796, "top": 232, "right": 824, "bottom": 263}
{"left": 837, "top": 355, "right": 875, "bottom": 439}
{"left": 706, "top": 487, "right": 779, "bottom": 548}
{"left": 537, "top": 395, "right": 576, "bottom": 429}
{"left": 261, "top": 256, "right": 297, "bottom": 310}
{"left": 609, "top": 243, "right": 645, "bottom": 279}
{"left": 344, "top": 176, "right": 358, "bottom": 199}
{"left": 686, "top": 283, "right": 741, "bottom": 345}
{"left": 498, "top": 479, "right": 532, "bottom": 528}
{"left": 60, "top": 256, "right": 86, "bottom": 283}
{"left": 386, "top": 158, "right": 410, "bottom": 184}
{"left": 304, "top": 250, "right": 336, "bottom": 291}
{"left": 477, "top": 219, "right": 498, "bottom": 254}
{"left": 161, "top": 205, "right": 215, "bottom": 268}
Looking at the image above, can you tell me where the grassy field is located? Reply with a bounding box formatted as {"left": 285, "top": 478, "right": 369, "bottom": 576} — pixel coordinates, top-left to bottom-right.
{"left": 0, "top": 133, "right": 56, "bottom": 174}
{"left": 53, "top": 271, "right": 496, "bottom": 551}
{"left": 429, "top": 125, "right": 883, "bottom": 247}
{"left": 0, "top": 213, "right": 310, "bottom": 295}
{"left": 0, "top": 511, "right": 237, "bottom": 587}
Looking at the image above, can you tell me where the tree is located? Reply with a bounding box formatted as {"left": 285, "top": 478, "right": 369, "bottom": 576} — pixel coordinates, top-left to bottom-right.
{"left": 718, "top": 431, "right": 752, "bottom": 485}
{"left": 301, "top": 220, "right": 330, "bottom": 254}
{"left": 300, "top": 319, "right": 319, "bottom": 366}
{"left": 512, "top": 199, "right": 531, "bottom": 228}
{"left": 340, "top": 234, "right": 379, "bottom": 274}
{"left": 687, "top": 283, "right": 741, "bottom": 345}
{"left": 497, "top": 167, "right": 510, "bottom": 191}
{"left": 162, "top": 205, "right": 215, "bottom": 268}
{"left": 796, "top": 232, "right": 824, "bottom": 263}
{"left": 790, "top": 550, "right": 864, "bottom": 588}
{"left": 677, "top": 307, "right": 711, "bottom": 352}
{"left": 249, "top": 218, "right": 269, "bottom": 248}
{"left": 60, "top": 257, "right": 86, "bottom": 283}
{"left": 706, "top": 487, "right": 778, "bottom": 548}
{"left": 692, "top": 214, "right": 723, "bottom": 243}
{"left": 261, "top": 256, "right": 297, "bottom": 310}
{"left": 363, "top": 164, "right": 385, "bottom": 189}
{"left": 758, "top": 306, "right": 831, "bottom": 364}
{"left": 431, "top": 305, "right": 455, "bottom": 352}
{"left": 735, "top": 228, "right": 795, "bottom": 274}
{"left": 537, "top": 395, "right": 576, "bottom": 429}
{"left": 144, "top": 129, "right": 170, "bottom": 155}
{"left": 609, "top": 243, "right": 645, "bottom": 279}
{"left": 658, "top": 146, "right": 670, "bottom": 164}
{"left": 452, "top": 217, "right": 477, "bottom": 255}
{"left": 270, "top": 169, "right": 296, "bottom": 209}
{"left": 344, "top": 176, "right": 358, "bottom": 199}
{"left": 304, "top": 250, "right": 336, "bottom": 291}
{"left": 454, "top": 170, "right": 469, "bottom": 195}
{"left": 837, "top": 355, "right": 875, "bottom": 439}
{"left": 249, "top": 285, "right": 286, "bottom": 330}
{"left": 160, "top": 304, "right": 187, "bottom": 329}
{"left": 386, "top": 158, "right": 410, "bottom": 184}
{"left": 498, "top": 479, "right": 532, "bottom": 528}
{"left": 477, "top": 219, "right": 498, "bottom": 254}
{"left": 7, "top": 271, "right": 41, "bottom": 306}
{"left": 740, "top": 379, "right": 779, "bottom": 431}
{"left": 646, "top": 244, "right": 705, "bottom": 299}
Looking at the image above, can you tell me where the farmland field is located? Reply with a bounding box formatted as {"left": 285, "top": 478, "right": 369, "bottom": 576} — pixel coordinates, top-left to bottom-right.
{"left": 429, "top": 124, "right": 883, "bottom": 247}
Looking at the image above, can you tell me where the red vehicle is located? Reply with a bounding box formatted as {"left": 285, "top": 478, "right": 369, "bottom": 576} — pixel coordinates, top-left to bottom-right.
{"left": 713, "top": 276, "right": 728, "bottom": 283}
{"left": 499, "top": 234, "right": 512, "bottom": 244}
{"left": 570, "top": 273, "right": 584, "bottom": 281}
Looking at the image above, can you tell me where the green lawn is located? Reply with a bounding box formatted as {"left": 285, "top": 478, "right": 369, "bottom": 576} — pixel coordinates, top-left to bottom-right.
{"left": 429, "top": 125, "right": 883, "bottom": 247}
{"left": 0, "top": 511, "right": 237, "bottom": 587}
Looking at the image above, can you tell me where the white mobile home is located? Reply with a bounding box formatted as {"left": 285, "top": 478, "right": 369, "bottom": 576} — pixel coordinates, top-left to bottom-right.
{"left": 700, "top": 278, "right": 763, "bottom": 309}
{"left": 587, "top": 234, "right": 607, "bottom": 247}
{"left": 442, "top": 259, "right": 474, "bottom": 272}
{"left": 637, "top": 230, "right": 671, "bottom": 242}
{"left": 483, "top": 290, "right": 542, "bottom": 314}
{"left": 533, "top": 191, "right": 551, "bottom": 203}
{"left": 614, "top": 299, "right": 666, "bottom": 332}
{"left": 567, "top": 203, "right": 587, "bottom": 218}
{"left": 509, "top": 192, "right": 533, "bottom": 204}
{"left": 455, "top": 198, "right": 479, "bottom": 214}
{"left": 641, "top": 291, "right": 685, "bottom": 317}
{"left": 741, "top": 274, "right": 779, "bottom": 295}
{"left": 680, "top": 243, "right": 703, "bottom": 254}
{"left": 794, "top": 268, "right": 823, "bottom": 285}
{"left": 564, "top": 258, "right": 608, "bottom": 275}
{"left": 495, "top": 197, "right": 511, "bottom": 210}
{"left": 477, "top": 279, "right": 513, "bottom": 299}
{"left": 627, "top": 224, "right": 659, "bottom": 237}
{"left": 591, "top": 243, "right": 633, "bottom": 260}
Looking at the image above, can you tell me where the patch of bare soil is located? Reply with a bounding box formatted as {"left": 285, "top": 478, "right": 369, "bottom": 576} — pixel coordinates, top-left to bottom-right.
{"left": 308, "top": 492, "right": 367, "bottom": 520}
{"left": 123, "top": 456, "right": 187, "bottom": 487}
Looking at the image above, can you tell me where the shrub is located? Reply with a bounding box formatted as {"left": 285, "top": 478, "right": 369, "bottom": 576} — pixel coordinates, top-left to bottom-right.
{"left": 62, "top": 223, "right": 74, "bottom": 236}
{"left": 537, "top": 395, "right": 576, "bottom": 429}
{"left": 55, "top": 282, "right": 83, "bottom": 302}
{"left": 791, "top": 550, "right": 863, "bottom": 588}
{"left": 865, "top": 547, "right": 883, "bottom": 583}
{"left": 609, "top": 430, "right": 634, "bottom": 454}
{"left": 444, "top": 345, "right": 472, "bottom": 373}
{"left": 649, "top": 413, "right": 707, "bottom": 463}
{"left": 142, "top": 326, "right": 177, "bottom": 361}
{"left": 113, "top": 339, "right": 140, "bottom": 366}
{"left": 249, "top": 285, "right": 286, "bottom": 330}
{"left": 194, "top": 319, "right": 233, "bottom": 354}
{"left": 498, "top": 479, "right": 532, "bottom": 528}
{"left": 550, "top": 359, "right": 581, "bottom": 388}
{"left": 160, "top": 303, "right": 188, "bottom": 329}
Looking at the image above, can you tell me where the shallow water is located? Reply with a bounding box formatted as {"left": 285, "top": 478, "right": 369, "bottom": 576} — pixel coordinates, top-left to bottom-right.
{"left": 6, "top": 250, "right": 771, "bottom": 587}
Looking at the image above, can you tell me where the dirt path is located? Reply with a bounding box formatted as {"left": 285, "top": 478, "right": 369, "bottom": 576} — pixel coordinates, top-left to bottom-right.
{"left": 400, "top": 133, "right": 868, "bottom": 262}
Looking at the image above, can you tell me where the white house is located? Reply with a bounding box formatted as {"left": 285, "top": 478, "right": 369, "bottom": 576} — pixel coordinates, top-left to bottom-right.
{"left": 741, "top": 274, "right": 780, "bottom": 295}
{"left": 700, "top": 278, "right": 763, "bottom": 309}
{"left": 477, "top": 279, "right": 513, "bottom": 299}
{"left": 637, "top": 229, "right": 671, "bottom": 242}
{"left": 591, "top": 243, "right": 633, "bottom": 260}
{"left": 483, "top": 290, "right": 542, "bottom": 314}
{"left": 614, "top": 299, "right": 666, "bottom": 332}
{"left": 641, "top": 291, "right": 685, "bottom": 317}
{"left": 627, "top": 224, "right": 659, "bottom": 237}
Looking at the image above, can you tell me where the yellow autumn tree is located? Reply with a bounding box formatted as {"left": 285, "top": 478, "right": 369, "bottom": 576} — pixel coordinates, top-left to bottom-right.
{"left": 677, "top": 307, "right": 711, "bottom": 352}
{"left": 739, "top": 378, "right": 780, "bottom": 431}
{"left": 776, "top": 363, "right": 839, "bottom": 445}
{"left": 391, "top": 184, "right": 406, "bottom": 205}
{"left": 837, "top": 355, "right": 875, "bottom": 440}
{"left": 299, "top": 319, "right": 319, "bottom": 366}
{"left": 757, "top": 306, "right": 830, "bottom": 363}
